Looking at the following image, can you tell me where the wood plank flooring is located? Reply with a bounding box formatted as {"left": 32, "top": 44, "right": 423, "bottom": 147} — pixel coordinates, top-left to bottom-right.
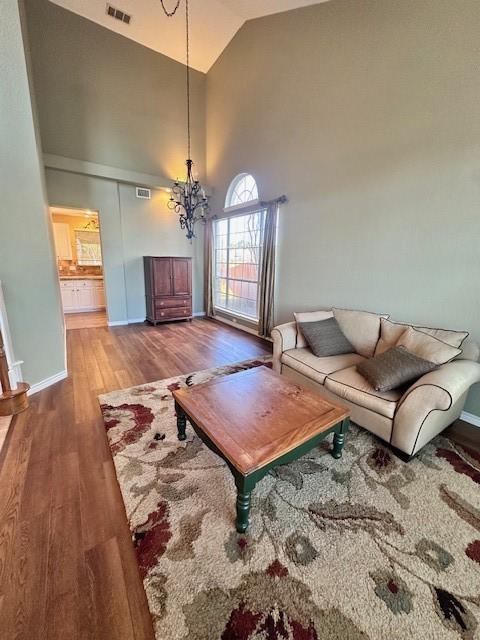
{"left": 0, "top": 317, "right": 477, "bottom": 639}
{"left": 64, "top": 310, "right": 107, "bottom": 330}
{"left": 0, "top": 319, "right": 270, "bottom": 640}
{"left": 0, "top": 416, "right": 11, "bottom": 454}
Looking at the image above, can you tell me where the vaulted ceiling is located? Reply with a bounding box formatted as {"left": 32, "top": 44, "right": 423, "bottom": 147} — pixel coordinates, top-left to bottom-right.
{"left": 49, "top": 0, "right": 329, "bottom": 72}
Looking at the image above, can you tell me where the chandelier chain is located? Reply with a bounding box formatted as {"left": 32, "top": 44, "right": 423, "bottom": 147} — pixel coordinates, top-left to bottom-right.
{"left": 159, "top": 0, "right": 180, "bottom": 17}
{"left": 185, "top": 0, "right": 191, "bottom": 160}
{"left": 160, "top": 0, "right": 191, "bottom": 160}
{"left": 162, "top": 0, "right": 208, "bottom": 240}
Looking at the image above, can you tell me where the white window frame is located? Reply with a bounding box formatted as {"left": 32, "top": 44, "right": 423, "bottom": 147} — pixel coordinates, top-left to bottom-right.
{"left": 213, "top": 173, "right": 264, "bottom": 323}
{"left": 224, "top": 173, "right": 259, "bottom": 212}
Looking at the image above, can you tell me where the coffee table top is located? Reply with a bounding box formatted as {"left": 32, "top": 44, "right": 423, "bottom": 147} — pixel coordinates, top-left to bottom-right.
{"left": 173, "top": 366, "right": 349, "bottom": 475}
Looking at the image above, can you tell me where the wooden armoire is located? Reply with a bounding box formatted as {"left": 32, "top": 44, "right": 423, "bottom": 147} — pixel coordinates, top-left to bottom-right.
{"left": 144, "top": 256, "right": 192, "bottom": 325}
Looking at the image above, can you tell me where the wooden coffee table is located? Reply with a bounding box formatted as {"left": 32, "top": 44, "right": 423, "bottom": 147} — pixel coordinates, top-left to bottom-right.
{"left": 172, "top": 366, "right": 350, "bottom": 533}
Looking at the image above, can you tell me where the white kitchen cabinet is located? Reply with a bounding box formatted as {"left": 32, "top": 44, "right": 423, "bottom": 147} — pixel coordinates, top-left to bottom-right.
{"left": 60, "top": 282, "right": 77, "bottom": 311}
{"left": 53, "top": 223, "right": 73, "bottom": 260}
{"left": 77, "top": 286, "right": 94, "bottom": 309}
{"left": 60, "top": 279, "right": 105, "bottom": 313}
{"left": 93, "top": 283, "right": 105, "bottom": 308}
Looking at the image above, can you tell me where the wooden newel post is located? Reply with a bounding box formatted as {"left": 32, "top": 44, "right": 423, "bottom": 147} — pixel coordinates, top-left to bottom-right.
{"left": 0, "top": 327, "right": 30, "bottom": 416}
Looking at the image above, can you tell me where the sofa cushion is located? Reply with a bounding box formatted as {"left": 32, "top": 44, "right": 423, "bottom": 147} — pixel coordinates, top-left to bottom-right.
{"left": 325, "top": 366, "right": 402, "bottom": 419}
{"left": 333, "top": 308, "right": 388, "bottom": 358}
{"left": 299, "top": 317, "right": 353, "bottom": 357}
{"left": 294, "top": 310, "right": 333, "bottom": 348}
{"left": 357, "top": 346, "right": 437, "bottom": 392}
{"left": 456, "top": 339, "right": 480, "bottom": 362}
{"left": 396, "top": 326, "right": 461, "bottom": 365}
{"left": 282, "top": 348, "right": 365, "bottom": 385}
{"left": 375, "top": 317, "right": 469, "bottom": 356}
{"left": 375, "top": 318, "right": 409, "bottom": 356}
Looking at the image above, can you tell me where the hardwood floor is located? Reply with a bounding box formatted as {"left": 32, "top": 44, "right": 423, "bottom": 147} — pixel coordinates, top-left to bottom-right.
{"left": 0, "top": 319, "right": 270, "bottom": 640}
{"left": 0, "top": 416, "right": 11, "bottom": 454}
{"left": 445, "top": 418, "right": 480, "bottom": 453}
{"left": 64, "top": 310, "right": 107, "bottom": 330}
{"left": 0, "top": 318, "right": 477, "bottom": 640}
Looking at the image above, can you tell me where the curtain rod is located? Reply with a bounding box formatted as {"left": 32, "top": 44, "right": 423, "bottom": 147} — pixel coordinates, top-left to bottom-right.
{"left": 214, "top": 195, "right": 288, "bottom": 220}
{"left": 259, "top": 195, "right": 288, "bottom": 207}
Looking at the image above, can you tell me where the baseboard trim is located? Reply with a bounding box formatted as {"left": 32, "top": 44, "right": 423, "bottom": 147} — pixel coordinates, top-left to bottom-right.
{"left": 193, "top": 311, "right": 206, "bottom": 317}
{"left": 108, "top": 318, "right": 146, "bottom": 327}
{"left": 460, "top": 411, "right": 480, "bottom": 428}
{"left": 109, "top": 316, "right": 205, "bottom": 325}
{"left": 64, "top": 307, "right": 105, "bottom": 314}
{"left": 213, "top": 314, "right": 259, "bottom": 336}
{"left": 28, "top": 369, "right": 68, "bottom": 396}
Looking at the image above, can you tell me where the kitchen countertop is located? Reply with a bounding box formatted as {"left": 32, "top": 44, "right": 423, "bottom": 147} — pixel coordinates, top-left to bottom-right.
{"left": 59, "top": 275, "right": 104, "bottom": 280}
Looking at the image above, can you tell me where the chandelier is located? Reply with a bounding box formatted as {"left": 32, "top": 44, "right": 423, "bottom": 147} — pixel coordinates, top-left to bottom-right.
{"left": 160, "top": 0, "right": 208, "bottom": 241}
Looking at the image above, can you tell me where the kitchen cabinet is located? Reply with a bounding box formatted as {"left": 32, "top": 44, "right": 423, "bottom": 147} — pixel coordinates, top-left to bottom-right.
{"left": 60, "top": 279, "right": 105, "bottom": 313}
{"left": 53, "top": 222, "right": 73, "bottom": 260}
{"left": 60, "top": 284, "right": 77, "bottom": 311}
{"left": 144, "top": 257, "right": 192, "bottom": 324}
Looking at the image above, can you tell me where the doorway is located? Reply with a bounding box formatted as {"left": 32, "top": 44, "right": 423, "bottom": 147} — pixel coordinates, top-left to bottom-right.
{"left": 50, "top": 207, "right": 108, "bottom": 329}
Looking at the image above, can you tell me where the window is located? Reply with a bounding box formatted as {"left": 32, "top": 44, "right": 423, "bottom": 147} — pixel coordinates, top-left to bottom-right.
{"left": 75, "top": 230, "right": 102, "bottom": 265}
{"left": 214, "top": 211, "right": 264, "bottom": 320}
{"left": 225, "top": 173, "right": 259, "bottom": 209}
{"left": 214, "top": 173, "right": 265, "bottom": 321}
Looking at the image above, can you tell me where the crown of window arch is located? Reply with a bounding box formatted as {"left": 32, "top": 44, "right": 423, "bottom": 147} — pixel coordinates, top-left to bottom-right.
{"left": 225, "top": 173, "right": 259, "bottom": 208}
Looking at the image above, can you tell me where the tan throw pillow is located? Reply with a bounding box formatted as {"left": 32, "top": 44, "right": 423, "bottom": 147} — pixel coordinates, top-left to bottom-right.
{"left": 396, "top": 326, "right": 461, "bottom": 365}
{"left": 357, "top": 346, "right": 438, "bottom": 392}
{"left": 333, "top": 308, "right": 388, "bottom": 358}
{"left": 375, "top": 318, "right": 409, "bottom": 356}
{"left": 416, "top": 326, "right": 469, "bottom": 348}
{"left": 294, "top": 310, "right": 333, "bottom": 348}
{"left": 375, "top": 317, "right": 469, "bottom": 356}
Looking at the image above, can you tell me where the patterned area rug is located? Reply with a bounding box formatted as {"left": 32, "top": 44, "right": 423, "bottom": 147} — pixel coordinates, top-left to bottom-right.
{"left": 99, "top": 358, "right": 480, "bottom": 640}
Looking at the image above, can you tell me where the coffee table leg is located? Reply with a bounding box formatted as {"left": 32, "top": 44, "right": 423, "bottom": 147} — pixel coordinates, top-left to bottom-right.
{"left": 235, "top": 476, "right": 253, "bottom": 533}
{"left": 236, "top": 491, "right": 251, "bottom": 533}
{"left": 175, "top": 401, "right": 187, "bottom": 441}
{"left": 332, "top": 418, "right": 350, "bottom": 459}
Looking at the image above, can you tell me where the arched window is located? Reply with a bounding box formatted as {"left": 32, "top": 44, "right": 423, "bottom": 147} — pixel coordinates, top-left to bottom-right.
{"left": 225, "top": 173, "right": 259, "bottom": 209}
{"left": 214, "top": 173, "right": 264, "bottom": 322}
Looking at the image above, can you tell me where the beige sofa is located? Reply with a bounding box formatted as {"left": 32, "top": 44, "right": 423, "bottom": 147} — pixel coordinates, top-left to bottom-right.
{"left": 272, "top": 309, "right": 480, "bottom": 458}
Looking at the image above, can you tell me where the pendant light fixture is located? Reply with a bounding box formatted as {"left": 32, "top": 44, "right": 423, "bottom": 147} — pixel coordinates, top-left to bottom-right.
{"left": 160, "top": 0, "right": 208, "bottom": 241}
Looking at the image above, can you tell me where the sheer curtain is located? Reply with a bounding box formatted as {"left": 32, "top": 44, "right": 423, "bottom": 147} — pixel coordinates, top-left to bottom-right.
{"left": 75, "top": 230, "right": 102, "bottom": 265}
{"left": 258, "top": 196, "right": 286, "bottom": 338}
{"left": 204, "top": 218, "right": 214, "bottom": 318}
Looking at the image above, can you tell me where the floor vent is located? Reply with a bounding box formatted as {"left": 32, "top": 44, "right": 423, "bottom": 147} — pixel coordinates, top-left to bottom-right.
{"left": 106, "top": 4, "right": 131, "bottom": 24}
{"left": 136, "top": 187, "right": 151, "bottom": 200}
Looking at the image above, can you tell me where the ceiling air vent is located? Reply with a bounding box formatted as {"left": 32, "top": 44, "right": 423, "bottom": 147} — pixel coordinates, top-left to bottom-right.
{"left": 106, "top": 4, "right": 131, "bottom": 25}
{"left": 136, "top": 187, "right": 151, "bottom": 200}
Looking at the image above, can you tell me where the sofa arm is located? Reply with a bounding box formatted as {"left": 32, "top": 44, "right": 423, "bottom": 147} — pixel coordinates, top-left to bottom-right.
{"left": 391, "top": 360, "right": 480, "bottom": 455}
{"left": 271, "top": 321, "right": 297, "bottom": 373}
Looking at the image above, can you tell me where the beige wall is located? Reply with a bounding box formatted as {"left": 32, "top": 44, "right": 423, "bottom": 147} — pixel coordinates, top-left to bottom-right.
{"left": 207, "top": 0, "right": 480, "bottom": 415}
{"left": 0, "top": 0, "right": 65, "bottom": 387}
